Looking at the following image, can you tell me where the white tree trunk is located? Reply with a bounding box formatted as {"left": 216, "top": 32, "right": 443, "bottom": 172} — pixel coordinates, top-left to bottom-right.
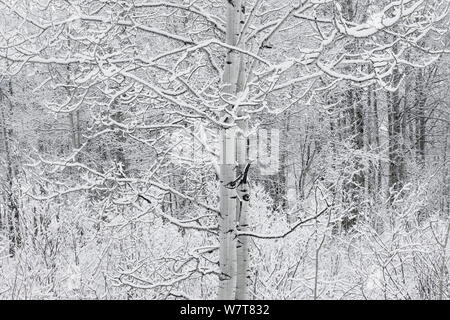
{"left": 218, "top": 128, "right": 238, "bottom": 299}
{"left": 235, "top": 1, "right": 249, "bottom": 300}
{"left": 218, "top": 0, "right": 243, "bottom": 300}
{"left": 235, "top": 122, "right": 250, "bottom": 300}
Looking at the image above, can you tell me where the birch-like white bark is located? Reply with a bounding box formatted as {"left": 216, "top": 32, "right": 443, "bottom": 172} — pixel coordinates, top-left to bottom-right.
{"left": 218, "top": 0, "right": 242, "bottom": 300}
{"left": 235, "top": 2, "right": 250, "bottom": 300}
{"left": 235, "top": 126, "right": 250, "bottom": 300}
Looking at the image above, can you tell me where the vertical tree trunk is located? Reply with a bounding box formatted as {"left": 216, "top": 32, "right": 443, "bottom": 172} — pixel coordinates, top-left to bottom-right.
{"left": 235, "top": 122, "right": 249, "bottom": 300}
{"left": 0, "top": 83, "right": 21, "bottom": 256}
{"left": 354, "top": 88, "right": 365, "bottom": 188}
{"left": 415, "top": 69, "right": 426, "bottom": 166}
{"left": 235, "top": 1, "right": 250, "bottom": 299}
{"left": 443, "top": 125, "right": 450, "bottom": 216}
{"left": 372, "top": 86, "right": 382, "bottom": 197}
{"left": 388, "top": 66, "right": 404, "bottom": 201}
{"left": 341, "top": 0, "right": 365, "bottom": 230}
{"left": 69, "top": 111, "right": 80, "bottom": 151}
{"left": 218, "top": 0, "right": 244, "bottom": 300}
{"left": 284, "top": 111, "right": 298, "bottom": 218}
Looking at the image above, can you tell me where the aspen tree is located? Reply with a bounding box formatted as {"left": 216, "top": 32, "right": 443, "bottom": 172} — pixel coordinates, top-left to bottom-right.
{"left": 218, "top": 0, "right": 244, "bottom": 300}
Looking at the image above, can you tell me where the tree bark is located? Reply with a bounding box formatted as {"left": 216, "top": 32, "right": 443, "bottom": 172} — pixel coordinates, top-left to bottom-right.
{"left": 415, "top": 69, "right": 426, "bottom": 166}
{"left": 218, "top": 0, "right": 244, "bottom": 300}
{"left": 388, "top": 66, "right": 405, "bottom": 201}
{"left": 235, "top": 1, "right": 250, "bottom": 299}
{"left": 0, "top": 83, "right": 21, "bottom": 256}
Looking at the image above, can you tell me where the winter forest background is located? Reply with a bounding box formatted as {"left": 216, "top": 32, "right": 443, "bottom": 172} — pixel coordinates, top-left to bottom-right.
{"left": 0, "top": 0, "right": 449, "bottom": 300}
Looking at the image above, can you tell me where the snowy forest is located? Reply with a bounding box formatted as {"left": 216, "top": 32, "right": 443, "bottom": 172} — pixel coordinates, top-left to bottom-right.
{"left": 0, "top": 0, "right": 449, "bottom": 300}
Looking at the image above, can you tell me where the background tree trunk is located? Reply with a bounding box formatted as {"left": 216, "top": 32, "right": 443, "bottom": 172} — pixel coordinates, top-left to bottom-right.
{"left": 0, "top": 82, "right": 21, "bottom": 256}
{"left": 388, "top": 66, "right": 405, "bottom": 201}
